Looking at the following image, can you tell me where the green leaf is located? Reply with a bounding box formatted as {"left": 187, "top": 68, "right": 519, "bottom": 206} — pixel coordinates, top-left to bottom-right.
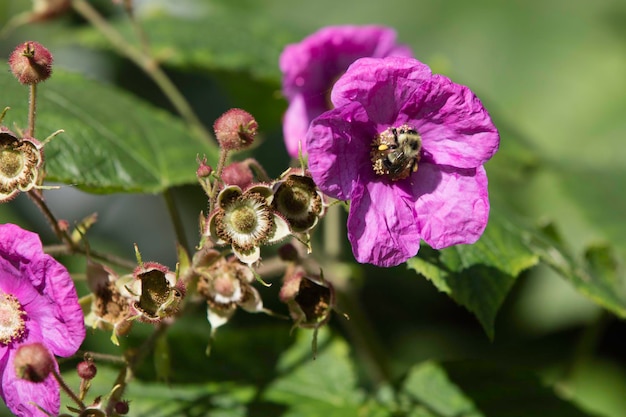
{"left": 263, "top": 328, "right": 364, "bottom": 417}
{"left": 71, "top": 4, "right": 303, "bottom": 81}
{"left": 0, "top": 64, "right": 218, "bottom": 193}
{"left": 402, "top": 361, "right": 484, "bottom": 417}
{"left": 525, "top": 225, "right": 626, "bottom": 319}
{"left": 407, "top": 211, "right": 540, "bottom": 339}
{"left": 58, "top": 365, "right": 256, "bottom": 417}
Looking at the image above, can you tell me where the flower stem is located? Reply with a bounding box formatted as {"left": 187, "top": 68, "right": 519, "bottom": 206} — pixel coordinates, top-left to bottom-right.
{"left": 163, "top": 188, "right": 191, "bottom": 255}
{"left": 52, "top": 368, "right": 86, "bottom": 411}
{"left": 27, "top": 83, "right": 37, "bottom": 137}
{"left": 208, "top": 149, "right": 229, "bottom": 212}
{"left": 70, "top": 0, "right": 215, "bottom": 146}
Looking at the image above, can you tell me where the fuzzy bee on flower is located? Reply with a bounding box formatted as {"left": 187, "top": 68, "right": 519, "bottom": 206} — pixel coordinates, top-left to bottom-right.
{"left": 370, "top": 124, "right": 422, "bottom": 181}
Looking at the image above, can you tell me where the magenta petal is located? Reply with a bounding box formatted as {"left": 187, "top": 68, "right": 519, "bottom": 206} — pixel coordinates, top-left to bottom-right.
{"left": 307, "top": 103, "right": 374, "bottom": 200}
{"left": 406, "top": 74, "right": 500, "bottom": 168}
{"left": 331, "top": 56, "right": 432, "bottom": 118}
{"left": 2, "top": 349, "right": 60, "bottom": 417}
{"left": 412, "top": 164, "right": 490, "bottom": 249}
{"left": 26, "top": 255, "right": 85, "bottom": 357}
{"left": 282, "top": 94, "right": 327, "bottom": 157}
{"left": 347, "top": 181, "right": 421, "bottom": 267}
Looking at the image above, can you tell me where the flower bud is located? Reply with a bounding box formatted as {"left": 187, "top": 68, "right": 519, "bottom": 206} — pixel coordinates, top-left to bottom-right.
{"left": 13, "top": 343, "right": 55, "bottom": 383}
{"left": 114, "top": 400, "right": 130, "bottom": 415}
{"left": 213, "top": 108, "right": 257, "bottom": 151}
{"left": 221, "top": 161, "right": 254, "bottom": 189}
{"left": 8, "top": 41, "right": 53, "bottom": 85}
{"left": 196, "top": 156, "right": 213, "bottom": 179}
{"left": 77, "top": 359, "right": 97, "bottom": 380}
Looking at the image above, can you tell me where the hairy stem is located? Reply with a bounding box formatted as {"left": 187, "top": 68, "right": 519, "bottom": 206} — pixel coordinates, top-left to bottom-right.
{"left": 27, "top": 83, "right": 37, "bottom": 137}
{"left": 52, "top": 368, "right": 86, "bottom": 411}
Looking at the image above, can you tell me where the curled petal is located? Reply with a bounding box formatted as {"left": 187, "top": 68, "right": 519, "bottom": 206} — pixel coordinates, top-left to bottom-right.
{"left": 405, "top": 75, "right": 500, "bottom": 168}
{"left": 347, "top": 180, "right": 421, "bottom": 267}
{"left": 412, "top": 164, "right": 490, "bottom": 249}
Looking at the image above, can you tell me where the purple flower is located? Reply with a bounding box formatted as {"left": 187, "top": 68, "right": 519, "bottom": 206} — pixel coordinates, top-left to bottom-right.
{"left": 280, "top": 25, "right": 412, "bottom": 158}
{"left": 306, "top": 57, "right": 500, "bottom": 267}
{"left": 0, "top": 223, "right": 85, "bottom": 416}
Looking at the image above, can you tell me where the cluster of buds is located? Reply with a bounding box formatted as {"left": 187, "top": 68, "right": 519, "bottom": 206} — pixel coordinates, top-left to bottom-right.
{"left": 200, "top": 109, "right": 327, "bottom": 265}
{"left": 85, "top": 248, "right": 185, "bottom": 346}
{"left": 191, "top": 109, "right": 341, "bottom": 351}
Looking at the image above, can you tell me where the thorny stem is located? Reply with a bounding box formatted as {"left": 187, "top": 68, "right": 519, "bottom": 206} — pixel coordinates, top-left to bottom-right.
{"left": 27, "top": 83, "right": 37, "bottom": 137}
{"left": 30, "top": 191, "right": 138, "bottom": 270}
{"left": 52, "top": 368, "right": 86, "bottom": 411}
{"left": 70, "top": 0, "right": 215, "bottom": 147}
{"left": 27, "top": 190, "right": 75, "bottom": 249}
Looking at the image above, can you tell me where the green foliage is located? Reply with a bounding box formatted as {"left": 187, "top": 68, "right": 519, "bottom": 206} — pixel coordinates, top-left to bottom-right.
{"left": 0, "top": 64, "right": 218, "bottom": 193}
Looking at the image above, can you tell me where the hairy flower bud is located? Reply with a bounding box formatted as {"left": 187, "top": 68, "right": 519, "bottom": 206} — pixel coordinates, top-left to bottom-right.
{"left": 13, "top": 343, "right": 55, "bottom": 383}
{"left": 114, "top": 400, "right": 130, "bottom": 415}
{"left": 221, "top": 161, "right": 254, "bottom": 189}
{"left": 8, "top": 41, "right": 53, "bottom": 85}
{"left": 213, "top": 108, "right": 258, "bottom": 151}
{"left": 77, "top": 359, "right": 97, "bottom": 380}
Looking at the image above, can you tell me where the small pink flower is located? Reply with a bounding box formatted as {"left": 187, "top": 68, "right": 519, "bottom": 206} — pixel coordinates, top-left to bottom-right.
{"left": 280, "top": 25, "right": 412, "bottom": 157}
{"left": 306, "top": 57, "right": 500, "bottom": 267}
{"left": 0, "top": 223, "right": 85, "bottom": 416}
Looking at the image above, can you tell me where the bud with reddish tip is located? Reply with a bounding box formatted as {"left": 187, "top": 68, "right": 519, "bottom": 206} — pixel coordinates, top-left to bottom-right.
{"left": 13, "top": 343, "right": 55, "bottom": 383}
{"left": 8, "top": 41, "right": 53, "bottom": 85}
{"left": 213, "top": 108, "right": 258, "bottom": 151}
{"left": 114, "top": 400, "right": 130, "bottom": 415}
{"left": 77, "top": 359, "right": 97, "bottom": 380}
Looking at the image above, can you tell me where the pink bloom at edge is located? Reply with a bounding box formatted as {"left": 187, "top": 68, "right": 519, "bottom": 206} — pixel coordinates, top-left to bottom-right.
{"left": 0, "top": 224, "right": 85, "bottom": 417}
{"left": 306, "top": 57, "right": 500, "bottom": 267}
{"left": 279, "top": 25, "right": 413, "bottom": 158}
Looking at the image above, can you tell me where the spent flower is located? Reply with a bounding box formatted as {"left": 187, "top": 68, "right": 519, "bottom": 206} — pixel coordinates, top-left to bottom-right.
{"left": 0, "top": 223, "right": 85, "bottom": 417}
{"left": 306, "top": 57, "right": 499, "bottom": 267}
{"left": 206, "top": 184, "right": 291, "bottom": 265}
{"left": 280, "top": 25, "right": 412, "bottom": 157}
{"left": 0, "top": 127, "right": 43, "bottom": 203}
{"left": 196, "top": 253, "right": 264, "bottom": 335}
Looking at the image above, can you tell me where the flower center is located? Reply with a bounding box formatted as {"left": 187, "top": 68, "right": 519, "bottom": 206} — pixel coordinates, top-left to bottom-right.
{"left": 219, "top": 193, "right": 273, "bottom": 251}
{"left": 273, "top": 176, "right": 323, "bottom": 232}
{"left": 230, "top": 205, "right": 258, "bottom": 234}
{"left": 0, "top": 148, "right": 24, "bottom": 178}
{"left": 0, "top": 291, "right": 27, "bottom": 346}
{"left": 370, "top": 125, "right": 422, "bottom": 181}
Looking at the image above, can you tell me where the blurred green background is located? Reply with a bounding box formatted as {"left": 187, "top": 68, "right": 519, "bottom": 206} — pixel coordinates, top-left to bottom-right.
{"left": 1, "top": 0, "right": 625, "bottom": 416}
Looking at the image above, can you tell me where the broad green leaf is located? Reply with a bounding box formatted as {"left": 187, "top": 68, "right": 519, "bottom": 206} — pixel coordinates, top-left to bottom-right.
{"left": 407, "top": 211, "right": 540, "bottom": 339}
{"left": 263, "top": 328, "right": 364, "bottom": 417}
{"left": 402, "top": 361, "right": 484, "bottom": 417}
{"left": 71, "top": 3, "right": 303, "bottom": 81}
{"left": 0, "top": 64, "right": 217, "bottom": 193}
{"left": 525, "top": 225, "right": 626, "bottom": 319}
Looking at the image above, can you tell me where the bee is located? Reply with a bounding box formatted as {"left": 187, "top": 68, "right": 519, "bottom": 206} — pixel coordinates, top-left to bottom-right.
{"left": 370, "top": 125, "right": 422, "bottom": 181}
